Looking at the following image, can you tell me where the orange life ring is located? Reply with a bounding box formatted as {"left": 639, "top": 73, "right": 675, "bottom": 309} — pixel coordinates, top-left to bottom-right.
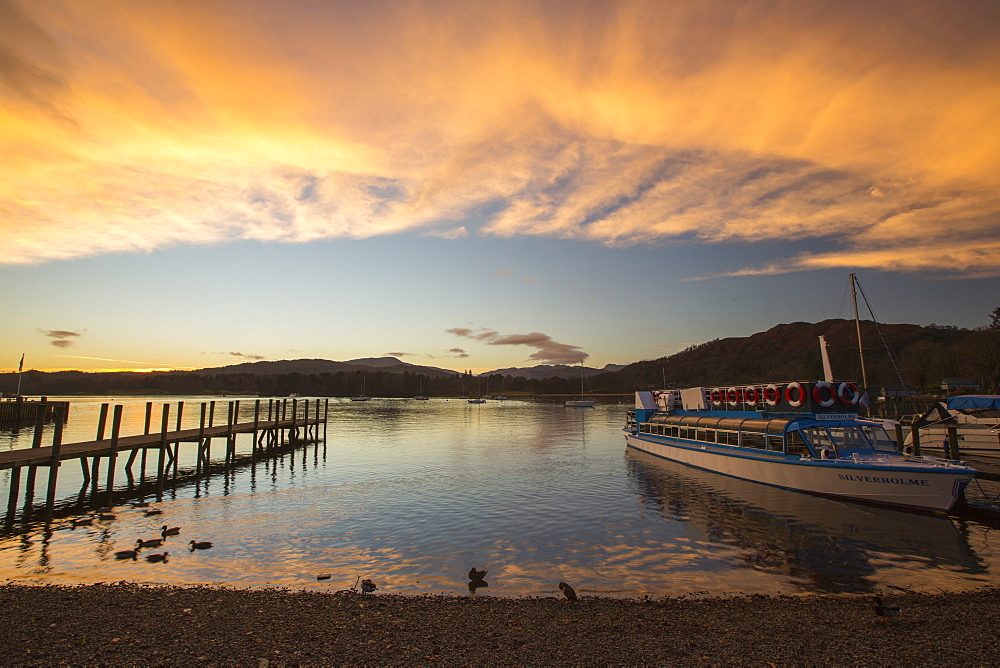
{"left": 837, "top": 382, "right": 859, "bottom": 406}
{"left": 744, "top": 386, "right": 758, "bottom": 404}
{"left": 764, "top": 384, "right": 780, "bottom": 407}
{"left": 710, "top": 389, "right": 723, "bottom": 406}
{"left": 785, "top": 382, "right": 804, "bottom": 408}
{"left": 812, "top": 381, "right": 836, "bottom": 408}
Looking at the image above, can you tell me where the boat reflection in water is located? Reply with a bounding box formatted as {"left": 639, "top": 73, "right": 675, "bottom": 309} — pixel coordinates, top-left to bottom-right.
{"left": 626, "top": 449, "right": 986, "bottom": 594}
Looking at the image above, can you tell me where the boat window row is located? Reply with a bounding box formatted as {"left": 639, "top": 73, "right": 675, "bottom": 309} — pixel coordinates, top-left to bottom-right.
{"left": 639, "top": 418, "right": 787, "bottom": 453}
{"left": 639, "top": 417, "right": 898, "bottom": 457}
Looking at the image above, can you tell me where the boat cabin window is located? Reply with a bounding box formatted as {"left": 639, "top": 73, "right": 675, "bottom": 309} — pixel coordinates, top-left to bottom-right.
{"left": 827, "top": 426, "right": 869, "bottom": 452}
{"left": 861, "top": 425, "right": 900, "bottom": 454}
{"left": 697, "top": 428, "right": 716, "bottom": 443}
{"left": 717, "top": 430, "right": 739, "bottom": 446}
{"left": 801, "top": 426, "right": 838, "bottom": 457}
{"left": 766, "top": 435, "right": 784, "bottom": 452}
{"left": 741, "top": 432, "right": 766, "bottom": 450}
{"left": 786, "top": 430, "right": 811, "bottom": 457}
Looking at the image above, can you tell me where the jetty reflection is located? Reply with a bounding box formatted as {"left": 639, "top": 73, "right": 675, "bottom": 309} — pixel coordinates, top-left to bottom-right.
{"left": 626, "top": 449, "right": 985, "bottom": 593}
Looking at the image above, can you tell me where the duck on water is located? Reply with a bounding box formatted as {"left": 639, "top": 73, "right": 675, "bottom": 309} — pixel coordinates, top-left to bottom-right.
{"left": 624, "top": 380, "right": 977, "bottom": 513}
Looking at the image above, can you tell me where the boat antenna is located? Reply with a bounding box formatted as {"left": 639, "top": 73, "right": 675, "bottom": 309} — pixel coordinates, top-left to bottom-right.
{"left": 850, "top": 274, "right": 869, "bottom": 390}
{"left": 853, "top": 275, "right": 909, "bottom": 395}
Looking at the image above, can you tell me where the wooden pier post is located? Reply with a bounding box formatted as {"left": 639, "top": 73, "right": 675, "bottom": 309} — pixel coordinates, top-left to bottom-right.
{"left": 44, "top": 405, "right": 66, "bottom": 519}
{"left": 103, "top": 405, "right": 123, "bottom": 505}
{"left": 196, "top": 403, "right": 207, "bottom": 476}
{"left": 947, "top": 425, "right": 960, "bottom": 460}
{"left": 156, "top": 403, "right": 170, "bottom": 497}
{"left": 894, "top": 423, "right": 905, "bottom": 452}
{"left": 22, "top": 407, "right": 47, "bottom": 520}
{"left": 252, "top": 400, "right": 261, "bottom": 457}
{"left": 5, "top": 465, "right": 20, "bottom": 525}
{"left": 910, "top": 425, "right": 922, "bottom": 457}
{"left": 89, "top": 403, "right": 109, "bottom": 488}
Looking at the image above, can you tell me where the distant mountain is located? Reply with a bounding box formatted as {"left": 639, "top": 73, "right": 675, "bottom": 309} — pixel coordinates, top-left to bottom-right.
{"left": 479, "top": 363, "right": 626, "bottom": 380}
{"left": 612, "top": 319, "right": 992, "bottom": 392}
{"left": 192, "top": 357, "right": 460, "bottom": 378}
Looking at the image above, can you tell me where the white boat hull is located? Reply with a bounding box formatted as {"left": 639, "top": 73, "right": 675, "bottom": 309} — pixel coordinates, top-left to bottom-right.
{"left": 625, "top": 433, "right": 975, "bottom": 513}
{"left": 904, "top": 426, "right": 1000, "bottom": 455}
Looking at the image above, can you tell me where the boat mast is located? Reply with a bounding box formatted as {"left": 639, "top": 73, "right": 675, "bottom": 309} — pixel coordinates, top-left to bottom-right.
{"left": 850, "top": 273, "right": 869, "bottom": 390}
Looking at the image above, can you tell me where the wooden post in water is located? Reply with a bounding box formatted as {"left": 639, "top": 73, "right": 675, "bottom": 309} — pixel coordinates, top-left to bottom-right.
{"left": 910, "top": 425, "right": 922, "bottom": 457}
{"left": 252, "top": 400, "right": 261, "bottom": 457}
{"left": 196, "top": 403, "right": 207, "bottom": 476}
{"left": 22, "top": 407, "right": 47, "bottom": 520}
{"left": 104, "top": 405, "right": 123, "bottom": 505}
{"left": 226, "top": 400, "right": 238, "bottom": 465}
{"left": 947, "top": 425, "right": 960, "bottom": 460}
{"left": 173, "top": 401, "right": 184, "bottom": 479}
{"left": 156, "top": 404, "right": 170, "bottom": 497}
{"left": 89, "top": 403, "right": 109, "bottom": 489}
{"left": 894, "top": 423, "right": 905, "bottom": 452}
{"left": 44, "top": 405, "right": 66, "bottom": 520}
{"left": 5, "top": 466, "right": 20, "bottom": 527}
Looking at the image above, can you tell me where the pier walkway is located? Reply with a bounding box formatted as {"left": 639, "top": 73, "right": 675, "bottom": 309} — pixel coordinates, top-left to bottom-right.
{"left": 2, "top": 398, "right": 328, "bottom": 522}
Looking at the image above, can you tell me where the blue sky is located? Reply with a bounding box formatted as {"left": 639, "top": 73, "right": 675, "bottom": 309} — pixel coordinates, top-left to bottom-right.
{"left": 2, "top": 0, "right": 998, "bottom": 374}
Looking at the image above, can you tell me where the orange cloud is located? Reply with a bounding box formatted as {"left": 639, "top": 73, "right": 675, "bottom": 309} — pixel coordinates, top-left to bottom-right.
{"left": 1, "top": 0, "right": 998, "bottom": 276}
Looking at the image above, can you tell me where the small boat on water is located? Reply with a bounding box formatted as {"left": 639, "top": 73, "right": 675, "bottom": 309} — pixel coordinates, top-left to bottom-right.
{"left": 624, "top": 380, "right": 977, "bottom": 513}
{"left": 565, "top": 362, "right": 594, "bottom": 408}
{"left": 351, "top": 376, "right": 371, "bottom": 402}
{"left": 468, "top": 398, "right": 486, "bottom": 404}
{"left": 901, "top": 395, "right": 1000, "bottom": 455}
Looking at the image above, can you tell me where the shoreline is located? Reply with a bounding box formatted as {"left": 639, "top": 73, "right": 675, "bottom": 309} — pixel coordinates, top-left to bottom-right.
{"left": 2, "top": 583, "right": 997, "bottom": 664}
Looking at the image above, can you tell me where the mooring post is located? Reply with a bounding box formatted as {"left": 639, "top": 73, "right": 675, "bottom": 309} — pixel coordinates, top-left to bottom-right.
{"left": 252, "top": 400, "right": 261, "bottom": 456}
{"left": 910, "top": 425, "right": 922, "bottom": 457}
{"left": 89, "top": 402, "right": 109, "bottom": 488}
{"left": 947, "top": 425, "right": 960, "bottom": 460}
{"left": 226, "top": 400, "right": 237, "bottom": 464}
{"left": 5, "top": 467, "right": 21, "bottom": 527}
{"left": 894, "top": 423, "right": 905, "bottom": 452}
{"left": 103, "top": 405, "right": 123, "bottom": 505}
{"left": 196, "top": 403, "right": 207, "bottom": 475}
{"left": 44, "top": 405, "right": 66, "bottom": 520}
{"left": 22, "top": 406, "right": 48, "bottom": 520}
{"left": 172, "top": 402, "right": 183, "bottom": 479}
{"left": 324, "top": 399, "right": 329, "bottom": 442}
{"left": 156, "top": 403, "right": 170, "bottom": 497}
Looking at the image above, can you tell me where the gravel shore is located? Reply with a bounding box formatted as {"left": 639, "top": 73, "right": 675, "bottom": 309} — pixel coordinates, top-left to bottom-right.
{"left": 1, "top": 584, "right": 997, "bottom": 665}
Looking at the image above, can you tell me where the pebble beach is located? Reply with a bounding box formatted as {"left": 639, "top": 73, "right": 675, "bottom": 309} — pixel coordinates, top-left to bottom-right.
{"left": 1, "top": 584, "right": 998, "bottom": 665}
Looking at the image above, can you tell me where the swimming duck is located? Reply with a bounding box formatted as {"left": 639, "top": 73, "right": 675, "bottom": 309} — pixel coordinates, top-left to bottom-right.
{"left": 873, "top": 596, "right": 902, "bottom": 621}
{"left": 136, "top": 537, "right": 164, "bottom": 549}
{"left": 360, "top": 579, "right": 378, "bottom": 594}
{"left": 145, "top": 552, "right": 169, "bottom": 563}
{"left": 188, "top": 540, "right": 213, "bottom": 550}
{"left": 468, "top": 567, "right": 488, "bottom": 581}
{"left": 71, "top": 517, "right": 94, "bottom": 527}
{"left": 558, "top": 582, "right": 578, "bottom": 601}
{"left": 160, "top": 525, "right": 181, "bottom": 537}
{"left": 143, "top": 509, "right": 163, "bottom": 516}
{"left": 114, "top": 549, "right": 139, "bottom": 560}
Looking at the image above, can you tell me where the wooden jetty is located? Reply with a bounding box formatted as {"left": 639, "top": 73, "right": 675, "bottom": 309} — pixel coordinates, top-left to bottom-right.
{"left": 0, "top": 398, "right": 70, "bottom": 428}
{"left": 1, "top": 398, "right": 328, "bottom": 523}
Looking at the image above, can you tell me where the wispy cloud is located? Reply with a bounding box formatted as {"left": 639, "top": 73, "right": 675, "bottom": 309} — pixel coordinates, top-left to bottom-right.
{"left": 38, "top": 329, "right": 82, "bottom": 348}
{"left": 448, "top": 327, "right": 587, "bottom": 364}
{"left": 228, "top": 352, "right": 265, "bottom": 361}
{"left": 2, "top": 0, "right": 998, "bottom": 277}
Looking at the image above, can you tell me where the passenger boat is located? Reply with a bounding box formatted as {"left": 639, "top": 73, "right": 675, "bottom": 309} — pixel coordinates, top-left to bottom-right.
{"left": 624, "top": 380, "right": 977, "bottom": 513}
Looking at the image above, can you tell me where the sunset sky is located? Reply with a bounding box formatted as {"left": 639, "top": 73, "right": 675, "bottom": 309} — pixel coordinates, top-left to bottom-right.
{"left": 2, "top": 0, "right": 999, "bottom": 375}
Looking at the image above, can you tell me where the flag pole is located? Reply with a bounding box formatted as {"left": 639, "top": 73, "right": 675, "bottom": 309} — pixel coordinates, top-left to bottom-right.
{"left": 15, "top": 353, "right": 24, "bottom": 397}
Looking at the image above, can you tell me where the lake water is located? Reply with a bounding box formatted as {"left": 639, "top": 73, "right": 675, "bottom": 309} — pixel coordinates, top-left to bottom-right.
{"left": 1, "top": 396, "right": 998, "bottom": 597}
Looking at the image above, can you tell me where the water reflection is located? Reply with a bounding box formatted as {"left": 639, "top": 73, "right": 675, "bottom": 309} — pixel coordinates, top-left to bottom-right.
{"left": 0, "top": 399, "right": 997, "bottom": 596}
{"left": 626, "top": 449, "right": 986, "bottom": 593}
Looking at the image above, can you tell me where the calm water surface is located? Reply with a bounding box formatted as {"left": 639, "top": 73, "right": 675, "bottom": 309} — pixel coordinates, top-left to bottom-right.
{"left": 1, "top": 396, "right": 998, "bottom": 597}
